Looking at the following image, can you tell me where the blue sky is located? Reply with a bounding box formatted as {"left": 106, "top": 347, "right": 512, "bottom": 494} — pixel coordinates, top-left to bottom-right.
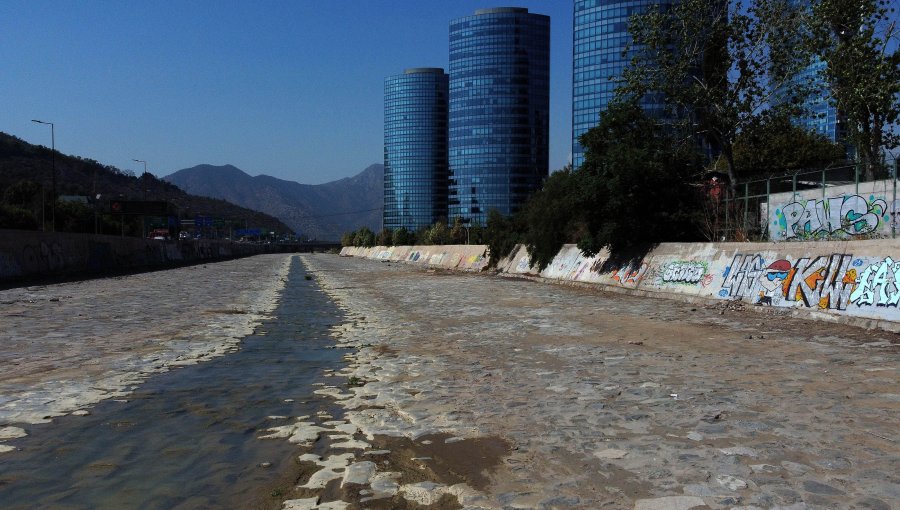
{"left": 1, "top": 1, "right": 573, "bottom": 184}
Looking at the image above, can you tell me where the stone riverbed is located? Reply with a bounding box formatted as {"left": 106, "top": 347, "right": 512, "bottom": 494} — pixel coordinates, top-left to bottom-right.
{"left": 294, "top": 253, "right": 898, "bottom": 510}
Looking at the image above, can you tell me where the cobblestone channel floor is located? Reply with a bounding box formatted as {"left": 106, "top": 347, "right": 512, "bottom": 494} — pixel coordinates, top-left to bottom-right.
{"left": 300, "top": 254, "right": 899, "bottom": 510}
{"left": 0, "top": 254, "right": 292, "bottom": 428}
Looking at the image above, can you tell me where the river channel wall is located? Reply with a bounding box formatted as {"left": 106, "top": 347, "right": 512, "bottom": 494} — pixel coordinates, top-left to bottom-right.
{"left": 0, "top": 229, "right": 274, "bottom": 284}
{"left": 341, "top": 239, "right": 900, "bottom": 331}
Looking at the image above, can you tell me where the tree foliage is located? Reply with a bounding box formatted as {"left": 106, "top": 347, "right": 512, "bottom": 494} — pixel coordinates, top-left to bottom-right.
{"left": 518, "top": 166, "right": 582, "bottom": 271}
{"left": 731, "top": 109, "right": 848, "bottom": 178}
{"left": 808, "top": 0, "right": 900, "bottom": 179}
{"left": 484, "top": 209, "right": 522, "bottom": 268}
{"left": 576, "top": 101, "right": 705, "bottom": 255}
{"left": 391, "top": 227, "right": 416, "bottom": 246}
{"left": 621, "top": 0, "right": 812, "bottom": 188}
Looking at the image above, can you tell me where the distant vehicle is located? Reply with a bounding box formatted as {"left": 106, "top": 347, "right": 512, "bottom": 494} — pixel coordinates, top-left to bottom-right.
{"left": 148, "top": 228, "right": 170, "bottom": 240}
{"left": 178, "top": 231, "right": 190, "bottom": 240}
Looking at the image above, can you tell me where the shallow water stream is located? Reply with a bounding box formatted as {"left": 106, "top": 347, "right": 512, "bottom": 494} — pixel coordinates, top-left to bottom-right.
{"left": 0, "top": 257, "right": 345, "bottom": 509}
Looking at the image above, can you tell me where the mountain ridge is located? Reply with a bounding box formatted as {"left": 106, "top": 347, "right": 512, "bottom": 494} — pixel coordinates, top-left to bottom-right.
{"left": 164, "top": 163, "right": 383, "bottom": 241}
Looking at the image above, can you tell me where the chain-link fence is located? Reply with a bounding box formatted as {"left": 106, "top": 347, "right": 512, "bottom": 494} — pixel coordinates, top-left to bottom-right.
{"left": 717, "top": 156, "right": 899, "bottom": 242}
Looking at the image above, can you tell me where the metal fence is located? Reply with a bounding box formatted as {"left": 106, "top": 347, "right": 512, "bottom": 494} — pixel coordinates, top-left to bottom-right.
{"left": 718, "top": 157, "right": 899, "bottom": 242}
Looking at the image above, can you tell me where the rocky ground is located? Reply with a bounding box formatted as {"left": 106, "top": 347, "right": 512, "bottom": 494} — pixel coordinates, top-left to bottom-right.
{"left": 289, "top": 254, "right": 899, "bottom": 510}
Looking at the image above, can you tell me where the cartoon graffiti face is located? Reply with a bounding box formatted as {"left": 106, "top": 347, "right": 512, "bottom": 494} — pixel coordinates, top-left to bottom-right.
{"left": 755, "top": 259, "right": 791, "bottom": 305}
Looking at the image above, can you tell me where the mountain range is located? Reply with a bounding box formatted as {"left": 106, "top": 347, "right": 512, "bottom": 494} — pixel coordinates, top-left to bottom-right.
{"left": 164, "top": 164, "right": 383, "bottom": 241}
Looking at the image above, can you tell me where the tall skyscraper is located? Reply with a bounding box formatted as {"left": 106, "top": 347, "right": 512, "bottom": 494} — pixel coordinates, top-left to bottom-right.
{"left": 572, "top": 1, "right": 678, "bottom": 168}
{"left": 383, "top": 68, "right": 450, "bottom": 232}
{"left": 448, "top": 7, "right": 550, "bottom": 226}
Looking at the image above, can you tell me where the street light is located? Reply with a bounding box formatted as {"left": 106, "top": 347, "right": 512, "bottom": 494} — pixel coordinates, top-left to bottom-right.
{"left": 31, "top": 119, "right": 56, "bottom": 232}
{"left": 132, "top": 159, "right": 147, "bottom": 175}
{"left": 133, "top": 159, "right": 148, "bottom": 238}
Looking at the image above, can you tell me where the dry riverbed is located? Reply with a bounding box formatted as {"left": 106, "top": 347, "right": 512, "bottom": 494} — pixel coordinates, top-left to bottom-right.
{"left": 281, "top": 254, "right": 898, "bottom": 510}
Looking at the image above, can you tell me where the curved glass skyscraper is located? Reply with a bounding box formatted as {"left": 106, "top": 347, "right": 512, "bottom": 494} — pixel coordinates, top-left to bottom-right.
{"left": 449, "top": 7, "right": 550, "bottom": 225}
{"left": 384, "top": 68, "right": 449, "bottom": 231}
{"left": 572, "top": 1, "right": 677, "bottom": 168}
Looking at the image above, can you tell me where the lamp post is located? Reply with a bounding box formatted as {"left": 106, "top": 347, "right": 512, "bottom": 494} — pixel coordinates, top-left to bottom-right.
{"left": 132, "top": 159, "right": 147, "bottom": 175}
{"left": 31, "top": 119, "right": 56, "bottom": 232}
{"left": 133, "top": 159, "right": 147, "bottom": 238}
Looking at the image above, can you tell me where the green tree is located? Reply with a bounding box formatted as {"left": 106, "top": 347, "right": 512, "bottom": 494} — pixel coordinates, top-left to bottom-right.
{"left": 808, "top": 0, "right": 900, "bottom": 180}
{"left": 391, "top": 227, "right": 416, "bottom": 246}
{"left": 621, "top": 0, "right": 811, "bottom": 190}
{"left": 423, "top": 221, "right": 450, "bottom": 245}
{"left": 732, "top": 109, "right": 848, "bottom": 177}
{"left": 375, "top": 228, "right": 393, "bottom": 246}
{"left": 519, "top": 166, "right": 582, "bottom": 271}
{"left": 352, "top": 227, "right": 376, "bottom": 247}
{"left": 0, "top": 203, "right": 38, "bottom": 230}
{"left": 341, "top": 231, "right": 354, "bottom": 247}
{"left": 484, "top": 208, "right": 522, "bottom": 268}
{"left": 449, "top": 217, "right": 468, "bottom": 244}
{"left": 577, "top": 101, "right": 705, "bottom": 255}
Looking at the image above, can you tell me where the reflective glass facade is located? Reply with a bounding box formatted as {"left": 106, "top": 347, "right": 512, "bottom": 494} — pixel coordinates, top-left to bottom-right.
{"left": 572, "top": 1, "right": 677, "bottom": 168}
{"left": 782, "top": 58, "right": 841, "bottom": 142}
{"left": 384, "top": 68, "right": 449, "bottom": 231}
{"left": 780, "top": 1, "right": 840, "bottom": 142}
{"left": 449, "top": 7, "right": 550, "bottom": 225}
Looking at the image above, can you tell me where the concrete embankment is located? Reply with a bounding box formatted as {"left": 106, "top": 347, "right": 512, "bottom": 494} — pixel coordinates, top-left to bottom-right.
{"left": 341, "top": 239, "right": 900, "bottom": 331}
{"left": 0, "top": 229, "right": 320, "bottom": 285}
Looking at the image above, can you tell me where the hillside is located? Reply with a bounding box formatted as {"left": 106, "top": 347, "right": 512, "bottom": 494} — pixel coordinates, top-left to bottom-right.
{"left": 164, "top": 163, "right": 383, "bottom": 241}
{"left": 0, "top": 132, "right": 291, "bottom": 235}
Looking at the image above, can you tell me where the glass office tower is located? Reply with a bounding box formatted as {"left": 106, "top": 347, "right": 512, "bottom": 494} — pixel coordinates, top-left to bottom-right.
{"left": 572, "top": 1, "right": 677, "bottom": 168}
{"left": 448, "top": 7, "right": 550, "bottom": 225}
{"left": 383, "top": 68, "right": 450, "bottom": 231}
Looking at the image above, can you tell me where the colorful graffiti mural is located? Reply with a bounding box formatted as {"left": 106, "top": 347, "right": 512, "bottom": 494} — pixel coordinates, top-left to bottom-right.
{"left": 850, "top": 257, "right": 900, "bottom": 307}
{"left": 771, "top": 194, "right": 890, "bottom": 240}
{"left": 655, "top": 261, "right": 713, "bottom": 287}
{"left": 610, "top": 262, "right": 648, "bottom": 286}
{"left": 343, "top": 243, "right": 900, "bottom": 326}
{"left": 720, "top": 253, "right": 859, "bottom": 310}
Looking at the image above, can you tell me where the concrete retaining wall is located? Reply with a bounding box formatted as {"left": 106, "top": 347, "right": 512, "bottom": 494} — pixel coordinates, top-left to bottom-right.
{"left": 342, "top": 239, "right": 900, "bottom": 330}
{"left": 0, "top": 229, "right": 273, "bottom": 284}
{"left": 340, "top": 244, "right": 489, "bottom": 272}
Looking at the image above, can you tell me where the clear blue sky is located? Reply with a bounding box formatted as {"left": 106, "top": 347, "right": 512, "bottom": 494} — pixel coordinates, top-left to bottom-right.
{"left": 1, "top": 1, "right": 573, "bottom": 184}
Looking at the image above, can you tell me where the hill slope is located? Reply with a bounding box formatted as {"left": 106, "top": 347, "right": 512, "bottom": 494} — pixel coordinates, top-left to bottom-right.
{"left": 0, "top": 132, "right": 291, "bottom": 234}
{"left": 164, "top": 164, "right": 383, "bottom": 241}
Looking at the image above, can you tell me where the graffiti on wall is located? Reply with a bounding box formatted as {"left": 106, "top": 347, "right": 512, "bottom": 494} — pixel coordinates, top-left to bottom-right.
{"left": 719, "top": 253, "right": 861, "bottom": 310}
{"left": 516, "top": 256, "right": 531, "bottom": 273}
{"left": 850, "top": 256, "right": 900, "bottom": 307}
{"left": 610, "top": 262, "right": 648, "bottom": 286}
{"left": 654, "top": 260, "right": 714, "bottom": 287}
{"left": 772, "top": 194, "right": 889, "bottom": 240}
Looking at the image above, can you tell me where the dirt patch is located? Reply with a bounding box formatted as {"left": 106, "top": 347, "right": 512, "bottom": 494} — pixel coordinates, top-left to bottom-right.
{"left": 373, "top": 433, "right": 510, "bottom": 491}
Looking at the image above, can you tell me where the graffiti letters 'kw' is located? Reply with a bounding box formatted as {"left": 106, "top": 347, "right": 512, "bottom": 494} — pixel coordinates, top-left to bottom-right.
{"left": 720, "top": 254, "right": 857, "bottom": 310}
